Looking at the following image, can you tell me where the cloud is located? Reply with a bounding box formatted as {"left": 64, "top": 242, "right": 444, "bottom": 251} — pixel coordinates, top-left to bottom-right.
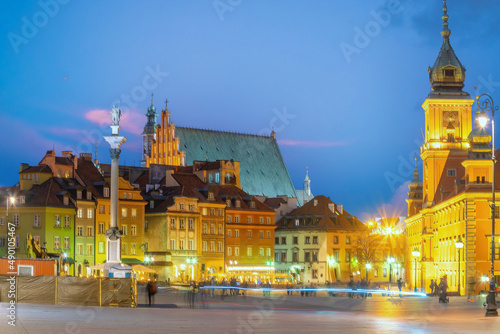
{"left": 84, "top": 109, "right": 144, "bottom": 135}
{"left": 278, "top": 139, "right": 348, "bottom": 147}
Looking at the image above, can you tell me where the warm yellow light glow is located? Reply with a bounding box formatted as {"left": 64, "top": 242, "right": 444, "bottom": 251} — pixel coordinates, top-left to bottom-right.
{"left": 366, "top": 263, "right": 372, "bottom": 269}
{"left": 477, "top": 113, "right": 488, "bottom": 128}
{"left": 9, "top": 197, "right": 15, "bottom": 204}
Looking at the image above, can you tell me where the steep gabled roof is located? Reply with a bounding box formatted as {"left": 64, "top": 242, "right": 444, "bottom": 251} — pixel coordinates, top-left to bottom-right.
{"left": 176, "top": 127, "right": 296, "bottom": 198}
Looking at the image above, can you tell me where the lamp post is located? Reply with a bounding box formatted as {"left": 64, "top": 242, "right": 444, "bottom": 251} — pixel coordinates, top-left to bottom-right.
{"left": 366, "top": 263, "right": 372, "bottom": 280}
{"left": 476, "top": 93, "right": 499, "bottom": 317}
{"left": 482, "top": 275, "right": 489, "bottom": 292}
{"left": 412, "top": 249, "right": 420, "bottom": 292}
{"left": 455, "top": 238, "right": 464, "bottom": 296}
{"left": 388, "top": 257, "right": 395, "bottom": 283}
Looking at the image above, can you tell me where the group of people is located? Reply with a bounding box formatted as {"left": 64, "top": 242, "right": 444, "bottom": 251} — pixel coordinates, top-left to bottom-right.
{"left": 348, "top": 277, "right": 371, "bottom": 299}
{"left": 429, "top": 276, "right": 449, "bottom": 302}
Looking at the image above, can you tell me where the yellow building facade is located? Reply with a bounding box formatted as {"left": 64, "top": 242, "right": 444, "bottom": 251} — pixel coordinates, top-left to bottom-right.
{"left": 406, "top": 3, "right": 500, "bottom": 295}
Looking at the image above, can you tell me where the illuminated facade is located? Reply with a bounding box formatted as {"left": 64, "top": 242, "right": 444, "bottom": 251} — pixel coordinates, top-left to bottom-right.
{"left": 406, "top": 2, "right": 500, "bottom": 295}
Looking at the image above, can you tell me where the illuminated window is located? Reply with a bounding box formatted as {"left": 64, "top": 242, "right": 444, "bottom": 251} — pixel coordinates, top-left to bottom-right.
{"left": 54, "top": 236, "right": 60, "bottom": 249}
{"left": 99, "top": 205, "right": 105, "bottom": 214}
{"left": 77, "top": 226, "right": 83, "bottom": 236}
{"left": 235, "top": 247, "right": 239, "bottom": 256}
{"left": 247, "top": 230, "right": 252, "bottom": 238}
{"left": 227, "top": 216, "right": 232, "bottom": 223}
{"left": 170, "top": 239, "right": 176, "bottom": 250}
{"left": 131, "top": 225, "right": 137, "bottom": 236}
{"left": 218, "top": 224, "right": 223, "bottom": 235}
{"left": 227, "top": 247, "right": 232, "bottom": 256}
{"left": 131, "top": 209, "right": 137, "bottom": 218}
{"left": 266, "top": 217, "right": 271, "bottom": 224}
{"left": 34, "top": 214, "right": 41, "bottom": 227}
{"left": 86, "top": 191, "right": 92, "bottom": 200}
{"left": 227, "top": 229, "right": 232, "bottom": 238}
{"left": 210, "top": 224, "right": 215, "bottom": 234}
{"left": 210, "top": 241, "right": 215, "bottom": 252}
{"left": 188, "top": 219, "right": 194, "bottom": 230}
{"left": 217, "top": 241, "right": 222, "bottom": 252}
{"left": 202, "top": 223, "right": 208, "bottom": 234}
{"left": 87, "top": 209, "right": 93, "bottom": 219}
{"left": 266, "top": 231, "right": 271, "bottom": 239}
{"left": 188, "top": 240, "right": 193, "bottom": 250}
{"left": 180, "top": 219, "right": 185, "bottom": 229}
{"left": 131, "top": 244, "right": 136, "bottom": 255}
{"left": 259, "top": 248, "right": 264, "bottom": 257}
{"left": 98, "top": 222, "right": 105, "bottom": 234}
{"left": 122, "top": 225, "right": 127, "bottom": 236}
{"left": 86, "top": 244, "right": 93, "bottom": 256}
{"left": 247, "top": 247, "right": 252, "bottom": 256}
{"left": 77, "top": 191, "right": 82, "bottom": 200}
{"left": 235, "top": 230, "right": 239, "bottom": 238}
{"left": 170, "top": 218, "right": 176, "bottom": 229}
{"left": 334, "top": 236, "right": 339, "bottom": 244}
{"left": 179, "top": 240, "right": 184, "bottom": 250}
{"left": 346, "top": 236, "right": 350, "bottom": 244}
{"left": 103, "top": 188, "right": 109, "bottom": 197}
{"left": 86, "top": 226, "right": 93, "bottom": 237}
{"left": 305, "top": 236, "right": 310, "bottom": 244}
{"left": 215, "top": 172, "right": 220, "bottom": 183}
{"left": 13, "top": 215, "right": 19, "bottom": 227}
{"left": 208, "top": 193, "right": 215, "bottom": 201}
{"left": 247, "top": 217, "right": 252, "bottom": 223}
{"left": 250, "top": 201, "right": 256, "bottom": 209}
{"left": 202, "top": 241, "right": 207, "bottom": 252}
{"left": 64, "top": 237, "right": 70, "bottom": 249}
{"left": 235, "top": 216, "right": 240, "bottom": 223}
{"left": 259, "top": 217, "right": 263, "bottom": 224}
{"left": 121, "top": 208, "right": 127, "bottom": 217}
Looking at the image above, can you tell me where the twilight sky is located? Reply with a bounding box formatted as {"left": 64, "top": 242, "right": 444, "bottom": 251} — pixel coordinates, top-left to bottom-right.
{"left": 1, "top": 0, "right": 499, "bottom": 220}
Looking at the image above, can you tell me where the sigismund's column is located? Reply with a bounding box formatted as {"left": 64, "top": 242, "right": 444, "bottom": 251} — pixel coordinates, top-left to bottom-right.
{"left": 103, "top": 105, "right": 127, "bottom": 276}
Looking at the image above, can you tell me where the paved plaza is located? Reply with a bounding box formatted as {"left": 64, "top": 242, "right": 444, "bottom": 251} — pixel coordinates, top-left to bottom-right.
{"left": 2, "top": 288, "right": 500, "bottom": 333}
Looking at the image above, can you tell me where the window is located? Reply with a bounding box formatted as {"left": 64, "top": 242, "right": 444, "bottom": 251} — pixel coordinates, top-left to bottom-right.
{"left": 189, "top": 204, "right": 194, "bottom": 211}
{"left": 305, "top": 236, "right": 310, "bottom": 244}
{"left": 247, "top": 217, "right": 252, "bottom": 223}
{"left": 131, "top": 244, "right": 136, "bottom": 255}
{"left": 345, "top": 250, "right": 351, "bottom": 262}
{"left": 99, "top": 223, "right": 105, "bottom": 234}
{"left": 0, "top": 238, "right": 5, "bottom": 247}
{"left": 236, "top": 200, "right": 241, "bottom": 208}
{"left": 293, "top": 236, "right": 298, "bottom": 245}
{"left": 0, "top": 217, "right": 3, "bottom": 226}
{"left": 234, "top": 216, "right": 239, "bottom": 223}
{"left": 227, "top": 229, "right": 232, "bottom": 238}
{"left": 334, "top": 236, "right": 339, "bottom": 244}
{"left": 123, "top": 193, "right": 127, "bottom": 199}
{"left": 259, "top": 231, "right": 264, "bottom": 239}
{"left": 150, "top": 201, "right": 154, "bottom": 209}
{"left": 210, "top": 241, "right": 215, "bottom": 252}
{"left": 259, "top": 217, "right": 264, "bottom": 224}
{"left": 131, "top": 225, "right": 137, "bottom": 236}
{"left": 170, "top": 239, "right": 176, "bottom": 250}
{"left": 267, "top": 248, "right": 271, "bottom": 257}
{"left": 210, "top": 224, "right": 215, "bottom": 234}
{"left": 215, "top": 172, "right": 220, "bottom": 183}
{"left": 128, "top": 193, "right": 132, "bottom": 200}
{"left": 54, "top": 236, "right": 60, "bottom": 249}
{"left": 87, "top": 244, "right": 93, "bottom": 256}
{"left": 217, "top": 241, "right": 223, "bottom": 252}
{"left": 77, "top": 209, "right": 83, "bottom": 218}
{"left": 218, "top": 224, "right": 223, "bottom": 235}
{"left": 275, "top": 237, "right": 279, "bottom": 245}
{"left": 447, "top": 169, "right": 456, "bottom": 177}
{"left": 179, "top": 240, "right": 184, "bottom": 250}
{"left": 292, "top": 251, "right": 299, "bottom": 262}
{"left": 226, "top": 199, "right": 231, "bottom": 207}
{"left": 235, "top": 230, "right": 239, "bottom": 238}
{"left": 77, "top": 244, "right": 84, "bottom": 255}
{"left": 86, "top": 191, "right": 92, "bottom": 200}
{"left": 202, "top": 208, "right": 207, "bottom": 216}
{"left": 64, "top": 196, "right": 69, "bottom": 206}
{"left": 250, "top": 201, "right": 256, "bottom": 209}
{"left": 346, "top": 236, "right": 351, "bottom": 244}
{"left": 208, "top": 193, "right": 215, "bottom": 201}
{"left": 304, "top": 251, "right": 311, "bottom": 262}
{"left": 218, "top": 209, "right": 223, "bottom": 216}
{"left": 247, "top": 247, "right": 252, "bottom": 256}
{"left": 383, "top": 268, "right": 387, "bottom": 277}
{"left": 179, "top": 219, "right": 185, "bottom": 229}
{"left": 15, "top": 236, "right": 19, "bottom": 248}
{"left": 313, "top": 236, "right": 318, "bottom": 244}
{"left": 122, "top": 225, "right": 127, "bottom": 236}
{"left": 202, "top": 241, "right": 207, "bottom": 252}
{"left": 227, "top": 247, "right": 232, "bottom": 256}
{"left": 235, "top": 247, "right": 239, "bottom": 256}
{"left": 247, "top": 230, "right": 252, "bottom": 238}
{"left": 259, "top": 248, "right": 264, "bottom": 257}
{"left": 64, "top": 237, "right": 70, "bottom": 249}
{"left": 275, "top": 252, "right": 281, "bottom": 262}
{"left": 64, "top": 216, "right": 70, "bottom": 228}
{"left": 34, "top": 214, "right": 41, "bottom": 227}
{"left": 131, "top": 209, "right": 137, "bottom": 218}
{"left": 121, "top": 208, "right": 127, "bottom": 217}
{"left": 87, "top": 209, "right": 93, "bottom": 219}
{"left": 77, "top": 191, "right": 82, "bottom": 200}
{"left": 208, "top": 174, "right": 213, "bottom": 183}
{"left": 210, "top": 208, "right": 215, "bottom": 216}
{"left": 266, "top": 231, "right": 270, "bottom": 239}
{"left": 202, "top": 223, "right": 208, "bottom": 234}
{"left": 312, "top": 251, "right": 318, "bottom": 262}
{"left": 281, "top": 237, "right": 286, "bottom": 245}
{"left": 188, "top": 240, "right": 193, "bottom": 250}
{"left": 77, "top": 226, "right": 83, "bottom": 236}
{"left": 20, "top": 196, "right": 25, "bottom": 204}
{"left": 170, "top": 218, "right": 176, "bottom": 229}
{"left": 444, "top": 69, "right": 455, "bottom": 77}
{"left": 295, "top": 219, "right": 299, "bottom": 226}
{"left": 312, "top": 270, "right": 318, "bottom": 279}
{"left": 13, "top": 214, "right": 19, "bottom": 227}
{"left": 145, "top": 221, "right": 148, "bottom": 230}
{"left": 266, "top": 217, "right": 271, "bottom": 224}
{"left": 227, "top": 216, "right": 232, "bottom": 223}
{"left": 86, "top": 226, "right": 93, "bottom": 237}
{"left": 104, "top": 188, "right": 110, "bottom": 197}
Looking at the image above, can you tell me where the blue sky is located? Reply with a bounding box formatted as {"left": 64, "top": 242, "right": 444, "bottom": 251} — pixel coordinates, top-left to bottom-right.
{"left": 1, "top": 0, "right": 499, "bottom": 219}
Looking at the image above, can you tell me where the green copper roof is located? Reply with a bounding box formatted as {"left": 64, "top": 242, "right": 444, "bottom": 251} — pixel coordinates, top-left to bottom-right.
{"left": 176, "top": 126, "right": 297, "bottom": 198}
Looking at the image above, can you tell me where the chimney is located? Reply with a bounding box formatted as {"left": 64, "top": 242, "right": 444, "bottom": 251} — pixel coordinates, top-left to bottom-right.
{"left": 73, "top": 155, "right": 78, "bottom": 170}
{"left": 61, "top": 150, "right": 73, "bottom": 158}
{"left": 339, "top": 204, "right": 343, "bottom": 215}
{"left": 313, "top": 199, "right": 318, "bottom": 206}
{"left": 328, "top": 203, "right": 334, "bottom": 212}
{"left": 20, "top": 163, "right": 29, "bottom": 172}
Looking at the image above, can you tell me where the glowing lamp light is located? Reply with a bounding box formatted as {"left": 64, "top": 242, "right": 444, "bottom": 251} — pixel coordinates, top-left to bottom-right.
{"left": 62, "top": 253, "right": 67, "bottom": 258}
{"left": 192, "top": 258, "right": 197, "bottom": 264}
{"left": 388, "top": 257, "right": 395, "bottom": 263}
{"left": 180, "top": 264, "right": 186, "bottom": 270}
{"left": 412, "top": 250, "right": 420, "bottom": 257}
{"left": 455, "top": 238, "right": 464, "bottom": 249}
{"left": 477, "top": 111, "right": 489, "bottom": 128}
{"left": 234, "top": 260, "right": 237, "bottom": 265}
{"left": 366, "top": 263, "right": 372, "bottom": 270}
{"left": 230, "top": 260, "right": 233, "bottom": 265}
{"left": 186, "top": 258, "right": 191, "bottom": 264}
{"left": 482, "top": 276, "right": 490, "bottom": 282}
{"left": 9, "top": 197, "right": 15, "bottom": 204}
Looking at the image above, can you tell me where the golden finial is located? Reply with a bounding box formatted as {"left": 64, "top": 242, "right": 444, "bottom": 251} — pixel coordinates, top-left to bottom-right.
{"left": 441, "top": 0, "right": 450, "bottom": 42}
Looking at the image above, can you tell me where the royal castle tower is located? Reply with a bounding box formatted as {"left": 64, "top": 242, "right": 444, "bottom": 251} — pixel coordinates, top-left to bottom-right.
{"left": 141, "top": 94, "right": 158, "bottom": 167}
{"left": 421, "top": 0, "right": 474, "bottom": 206}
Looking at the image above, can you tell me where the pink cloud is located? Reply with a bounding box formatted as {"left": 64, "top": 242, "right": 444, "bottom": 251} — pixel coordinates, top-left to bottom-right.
{"left": 84, "top": 109, "right": 144, "bottom": 135}
{"left": 278, "top": 139, "right": 348, "bottom": 147}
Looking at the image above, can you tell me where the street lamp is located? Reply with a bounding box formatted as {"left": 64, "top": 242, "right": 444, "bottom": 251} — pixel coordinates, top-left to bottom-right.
{"left": 476, "top": 93, "right": 499, "bottom": 317}
{"left": 366, "top": 263, "right": 372, "bottom": 280}
{"left": 482, "top": 275, "right": 490, "bottom": 291}
{"left": 455, "top": 238, "right": 464, "bottom": 296}
{"left": 388, "top": 257, "right": 395, "bottom": 283}
{"left": 412, "top": 249, "right": 420, "bottom": 292}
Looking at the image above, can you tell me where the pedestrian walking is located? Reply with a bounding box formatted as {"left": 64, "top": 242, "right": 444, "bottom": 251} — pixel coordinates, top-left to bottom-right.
{"left": 397, "top": 278, "right": 403, "bottom": 298}
{"left": 146, "top": 278, "right": 158, "bottom": 307}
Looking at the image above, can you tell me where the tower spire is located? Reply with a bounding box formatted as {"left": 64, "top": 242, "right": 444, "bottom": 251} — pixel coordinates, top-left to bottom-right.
{"left": 441, "top": 0, "right": 450, "bottom": 43}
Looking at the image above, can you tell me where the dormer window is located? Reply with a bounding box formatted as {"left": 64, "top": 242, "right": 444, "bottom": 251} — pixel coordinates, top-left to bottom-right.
{"left": 86, "top": 191, "right": 92, "bottom": 200}
{"left": 208, "top": 192, "right": 215, "bottom": 201}
{"left": 295, "top": 219, "right": 299, "bottom": 226}
{"left": 444, "top": 69, "right": 455, "bottom": 77}
{"left": 208, "top": 174, "right": 213, "bottom": 183}
{"left": 236, "top": 200, "right": 241, "bottom": 208}
{"left": 77, "top": 190, "right": 82, "bottom": 200}
{"left": 215, "top": 172, "right": 220, "bottom": 183}
{"left": 63, "top": 196, "right": 69, "bottom": 206}
{"left": 150, "top": 200, "right": 154, "bottom": 209}
{"left": 226, "top": 199, "right": 231, "bottom": 207}
{"left": 250, "top": 201, "right": 256, "bottom": 209}
{"left": 104, "top": 187, "right": 110, "bottom": 198}
{"left": 20, "top": 196, "right": 25, "bottom": 204}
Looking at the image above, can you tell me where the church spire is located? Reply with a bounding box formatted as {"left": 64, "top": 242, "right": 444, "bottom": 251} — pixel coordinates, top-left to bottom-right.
{"left": 427, "top": 0, "right": 468, "bottom": 96}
